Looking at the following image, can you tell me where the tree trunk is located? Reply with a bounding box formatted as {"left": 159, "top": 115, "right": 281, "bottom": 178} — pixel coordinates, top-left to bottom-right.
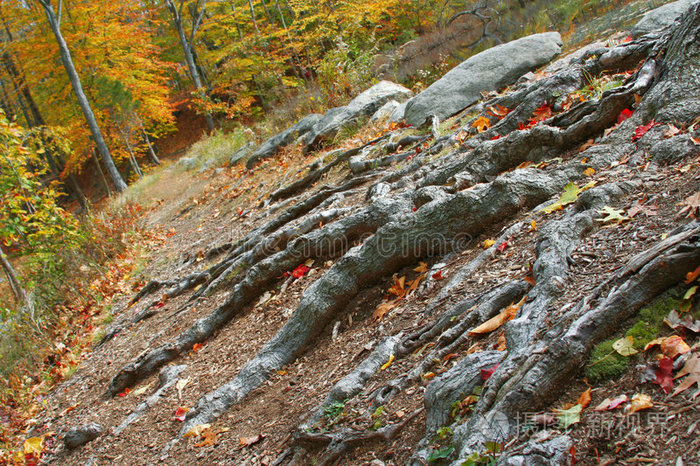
{"left": 165, "top": 0, "right": 216, "bottom": 133}
{"left": 141, "top": 126, "right": 161, "bottom": 166}
{"left": 92, "top": 148, "right": 112, "bottom": 197}
{"left": 0, "top": 248, "right": 27, "bottom": 305}
{"left": 36, "top": 0, "right": 127, "bottom": 193}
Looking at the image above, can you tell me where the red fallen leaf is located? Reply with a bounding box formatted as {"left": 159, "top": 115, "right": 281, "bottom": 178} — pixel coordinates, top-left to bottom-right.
{"left": 633, "top": 119, "right": 656, "bottom": 141}
{"left": 496, "top": 241, "right": 508, "bottom": 253}
{"left": 570, "top": 445, "right": 577, "bottom": 465}
{"left": 518, "top": 121, "right": 528, "bottom": 131}
{"left": 153, "top": 301, "right": 166, "bottom": 309}
{"left": 654, "top": 357, "right": 674, "bottom": 393}
{"left": 480, "top": 363, "right": 499, "bottom": 380}
{"left": 624, "top": 35, "right": 632, "bottom": 43}
{"left": 617, "top": 108, "right": 633, "bottom": 124}
{"left": 529, "top": 102, "right": 552, "bottom": 125}
{"left": 412, "top": 206, "right": 417, "bottom": 212}
{"left": 174, "top": 407, "right": 189, "bottom": 421}
{"left": 432, "top": 270, "right": 443, "bottom": 280}
{"left": 292, "top": 264, "right": 310, "bottom": 278}
{"left": 490, "top": 134, "right": 501, "bottom": 140}
{"left": 192, "top": 343, "right": 203, "bottom": 352}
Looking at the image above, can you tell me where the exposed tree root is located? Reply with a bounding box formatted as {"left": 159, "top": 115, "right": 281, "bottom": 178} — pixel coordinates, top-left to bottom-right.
{"left": 289, "top": 408, "right": 423, "bottom": 466}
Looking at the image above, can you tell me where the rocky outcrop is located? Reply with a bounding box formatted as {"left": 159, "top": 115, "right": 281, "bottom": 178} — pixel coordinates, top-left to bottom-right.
{"left": 631, "top": 0, "right": 699, "bottom": 37}
{"left": 402, "top": 32, "right": 563, "bottom": 127}
{"left": 303, "top": 81, "right": 412, "bottom": 149}
{"left": 245, "top": 113, "right": 323, "bottom": 169}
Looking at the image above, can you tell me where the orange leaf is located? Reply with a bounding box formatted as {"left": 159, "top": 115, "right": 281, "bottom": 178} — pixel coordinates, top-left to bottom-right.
{"left": 174, "top": 407, "right": 189, "bottom": 422}
{"left": 194, "top": 429, "right": 218, "bottom": 447}
{"left": 686, "top": 266, "right": 700, "bottom": 284}
{"left": 469, "top": 296, "right": 525, "bottom": 336}
{"left": 192, "top": 343, "right": 203, "bottom": 352}
{"left": 529, "top": 102, "right": 552, "bottom": 125}
{"left": 577, "top": 388, "right": 591, "bottom": 409}
{"left": 373, "top": 300, "right": 398, "bottom": 322}
{"left": 627, "top": 393, "right": 653, "bottom": 414}
{"left": 472, "top": 116, "right": 492, "bottom": 133}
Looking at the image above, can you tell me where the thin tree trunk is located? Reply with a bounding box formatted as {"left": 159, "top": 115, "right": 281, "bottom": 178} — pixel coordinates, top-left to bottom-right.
{"left": 0, "top": 248, "right": 27, "bottom": 305}
{"left": 119, "top": 126, "right": 143, "bottom": 179}
{"left": 140, "top": 125, "right": 161, "bottom": 166}
{"left": 92, "top": 148, "right": 112, "bottom": 197}
{"left": 35, "top": 0, "right": 127, "bottom": 192}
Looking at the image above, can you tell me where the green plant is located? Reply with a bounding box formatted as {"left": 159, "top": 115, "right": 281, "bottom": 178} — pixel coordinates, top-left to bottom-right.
{"left": 428, "top": 445, "right": 455, "bottom": 462}
{"left": 462, "top": 442, "right": 502, "bottom": 465}
{"left": 323, "top": 400, "right": 346, "bottom": 420}
{"left": 371, "top": 405, "right": 385, "bottom": 430}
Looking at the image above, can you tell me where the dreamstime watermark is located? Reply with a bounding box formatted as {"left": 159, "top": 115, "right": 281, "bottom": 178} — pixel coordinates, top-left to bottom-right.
{"left": 221, "top": 224, "right": 475, "bottom": 260}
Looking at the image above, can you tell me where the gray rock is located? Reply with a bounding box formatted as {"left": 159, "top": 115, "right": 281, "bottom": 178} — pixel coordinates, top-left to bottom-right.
{"left": 64, "top": 423, "right": 103, "bottom": 449}
{"left": 403, "top": 32, "right": 563, "bottom": 127}
{"left": 389, "top": 100, "right": 408, "bottom": 123}
{"left": 631, "top": 0, "right": 699, "bottom": 37}
{"left": 229, "top": 141, "right": 255, "bottom": 167}
{"left": 245, "top": 113, "right": 323, "bottom": 169}
{"left": 303, "top": 81, "right": 412, "bottom": 148}
{"left": 370, "top": 100, "right": 401, "bottom": 123}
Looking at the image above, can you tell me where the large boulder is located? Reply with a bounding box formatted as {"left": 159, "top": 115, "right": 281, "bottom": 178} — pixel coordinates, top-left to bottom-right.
{"left": 631, "top": 0, "right": 699, "bottom": 37}
{"left": 303, "top": 81, "right": 412, "bottom": 149}
{"left": 402, "top": 32, "right": 563, "bottom": 127}
{"left": 245, "top": 113, "right": 323, "bottom": 169}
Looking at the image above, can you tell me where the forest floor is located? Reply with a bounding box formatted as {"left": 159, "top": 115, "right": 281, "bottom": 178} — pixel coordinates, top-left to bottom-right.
{"left": 8, "top": 5, "right": 700, "bottom": 465}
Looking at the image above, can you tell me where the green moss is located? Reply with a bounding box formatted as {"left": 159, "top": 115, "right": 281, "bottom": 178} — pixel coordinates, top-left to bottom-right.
{"left": 586, "top": 340, "right": 629, "bottom": 382}
{"left": 587, "top": 294, "right": 683, "bottom": 381}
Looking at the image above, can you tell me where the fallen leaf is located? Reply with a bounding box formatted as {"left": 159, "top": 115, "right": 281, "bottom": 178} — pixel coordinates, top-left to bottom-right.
{"left": 677, "top": 192, "right": 700, "bottom": 218}
{"left": 423, "top": 371, "right": 436, "bottom": 380}
{"left": 683, "top": 285, "right": 698, "bottom": 302}
{"left": 194, "top": 429, "right": 218, "bottom": 447}
{"left": 617, "top": 108, "right": 633, "bottom": 124}
{"left": 577, "top": 388, "right": 592, "bottom": 409}
{"left": 184, "top": 424, "right": 211, "bottom": 437}
{"left": 480, "top": 363, "right": 499, "bottom": 380}
{"left": 583, "top": 167, "right": 595, "bottom": 176}
{"left": 174, "top": 406, "right": 189, "bottom": 422}
{"left": 540, "top": 181, "right": 596, "bottom": 214}
{"left": 654, "top": 357, "right": 674, "bottom": 394}
{"left": 133, "top": 383, "right": 152, "bottom": 396}
{"left": 414, "top": 262, "right": 429, "bottom": 273}
{"left": 596, "top": 206, "right": 630, "bottom": 225}
{"left": 292, "top": 264, "right": 310, "bottom": 278}
{"left": 672, "top": 354, "right": 700, "bottom": 399}
{"left": 373, "top": 300, "right": 398, "bottom": 322}
{"left": 593, "top": 394, "right": 628, "bottom": 411}
{"left": 664, "top": 310, "right": 700, "bottom": 333}
{"left": 239, "top": 434, "right": 264, "bottom": 448}
{"left": 496, "top": 241, "right": 508, "bottom": 253}
{"left": 472, "top": 116, "right": 492, "bottom": 133}
{"left": 388, "top": 275, "right": 407, "bottom": 298}
{"left": 381, "top": 354, "right": 395, "bottom": 370}
{"left": 469, "top": 297, "right": 525, "bottom": 336}
{"left": 556, "top": 404, "right": 582, "bottom": 429}
{"left": 633, "top": 119, "right": 656, "bottom": 141}
{"left": 192, "top": 343, "right": 203, "bottom": 353}
{"left": 483, "top": 239, "right": 496, "bottom": 249}
{"left": 487, "top": 105, "right": 511, "bottom": 119}
{"left": 627, "top": 393, "right": 653, "bottom": 413}
{"left": 432, "top": 270, "right": 443, "bottom": 280}
{"left": 23, "top": 437, "right": 43, "bottom": 455}
{"left": 627, "top": 197, "right": 658, "bottom": 218}
{"left": 612, "top": 336, "right": 638, "bottom": 356}
{"left": 686, "top": 266, "right": 700, "bottom": 284}
{"left": 644, "top": 335, "right": 690, "bottom": 359}
{"left": 529, "top": 102, "right": 553, "bottom": 125}
{"left": 664, "top": 124, "right": 681, "bottom": 138}
{"left": 176, "top": 377, "right": 190, "bottom": 399}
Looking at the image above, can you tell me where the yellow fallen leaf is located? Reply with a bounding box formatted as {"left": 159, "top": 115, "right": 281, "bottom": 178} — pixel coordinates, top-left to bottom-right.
{"left": 469, "top": 296, "right": 525, "bottom": 336}
{"left": 133, "top": 383, "right": 152, "bottom": 396}
{"left": 627, "top": 393, "right": 653, "bottom": 414}
{"left": 414, "top": 262, "right": 429, "bottom": 273}
{"left": 184, "top": 424, "right": 211, "bottom": 437}
{"left": 381, "top": 354, "right": 395, "bottom": 370}
{"left": 176, "top": 377, "right": 190, "bottom": 399}
{"left": 423, "top": 371, "right": 435, "bottom": 380}
{"left": 472, "top": 116, "right": 492, "bottom": 132}
{"left": 23, "top": 437, "right": 43, "bottom": 455}
{"left": 530, "top": 220, "right": 537, "bottom": 231}
{"left": 613, "top": 336, "right": 638, "bottom": 356}
{"left": 583, "top": 167, "right": 595, "bottom": 176}
{"left": 483, "top": 239, "right": 496, "bottom": 249}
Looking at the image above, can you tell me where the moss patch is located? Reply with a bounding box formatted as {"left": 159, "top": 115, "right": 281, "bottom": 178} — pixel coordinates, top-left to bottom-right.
{"left": 586, "top": 294, "right": 682, "bottom": 381}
